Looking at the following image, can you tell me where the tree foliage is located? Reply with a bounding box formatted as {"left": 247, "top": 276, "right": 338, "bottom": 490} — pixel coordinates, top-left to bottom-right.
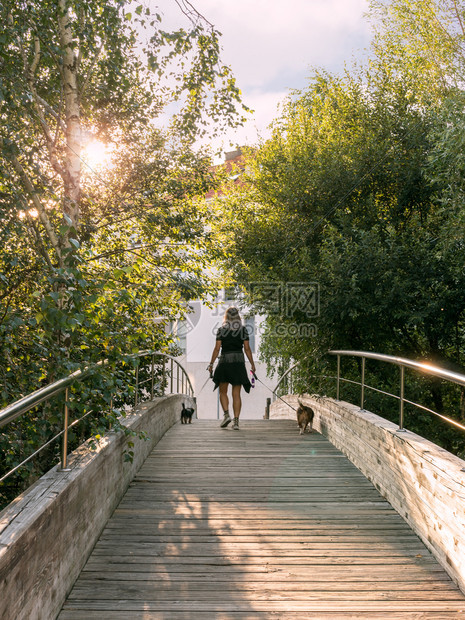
{"left": 369, "top": 0, "right": 465, "bottom": 98}
{"left": 0, "top": 0, "right": 246, "bottom": 503}
{"left": 0, "top": 0, "right": 244, "bottom": 390}
{"left": 217, "top": 0, "right": 465, "bottom": 455}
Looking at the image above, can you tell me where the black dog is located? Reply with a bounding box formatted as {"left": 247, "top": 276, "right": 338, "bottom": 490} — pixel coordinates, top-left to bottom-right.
{"left": 181, "top": 403, "right": 194, "bottom": 424}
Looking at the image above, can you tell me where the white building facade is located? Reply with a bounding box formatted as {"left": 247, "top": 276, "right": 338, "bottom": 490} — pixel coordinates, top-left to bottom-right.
{"left": 175, "top": 295, "right": 276, "bottom": 420}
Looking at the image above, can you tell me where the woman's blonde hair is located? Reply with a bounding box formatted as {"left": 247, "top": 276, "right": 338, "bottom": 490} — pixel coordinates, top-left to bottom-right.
{"left": 223, "top": 306, "right": 242, "bottom": 326}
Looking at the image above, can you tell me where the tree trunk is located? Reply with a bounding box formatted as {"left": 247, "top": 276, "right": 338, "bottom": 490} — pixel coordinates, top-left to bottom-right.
{"left": 58, "top": 0, "right": 81, "bottom": 235}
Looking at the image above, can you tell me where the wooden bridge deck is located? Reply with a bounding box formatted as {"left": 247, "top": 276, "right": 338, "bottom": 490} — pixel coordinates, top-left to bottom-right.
{"left": 59, "top": 419, "right": 465, "bottom": 619}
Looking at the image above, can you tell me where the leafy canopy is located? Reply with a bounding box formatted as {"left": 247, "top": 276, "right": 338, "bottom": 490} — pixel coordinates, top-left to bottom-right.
{"left": 0, "top": 0, "right": 246, "bottom": 502}
{"left": 215, "top": 0, "right": 465, "bottom": 454}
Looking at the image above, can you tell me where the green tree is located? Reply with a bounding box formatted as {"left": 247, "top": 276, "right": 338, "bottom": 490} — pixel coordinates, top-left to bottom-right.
{"left": 369, "top": 0, "right": 465, "bottom": 98}
{"left": 0, "top": 0, "right": 246, "bottom": 396}
{"left": 218, "top": 64, "right": 465, "bottom": 453}
{"left": 0, "top": 0, "right": 246, "bottom": 503}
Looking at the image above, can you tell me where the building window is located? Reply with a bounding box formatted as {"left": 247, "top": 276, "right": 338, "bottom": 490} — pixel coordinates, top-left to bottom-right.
{"left": 178, "top": 321, "right": 187, "bottom": 354}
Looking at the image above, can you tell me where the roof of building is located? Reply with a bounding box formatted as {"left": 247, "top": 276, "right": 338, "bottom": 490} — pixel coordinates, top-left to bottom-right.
{"left": 205, "top": 147, "right": 247, "bottom": 200}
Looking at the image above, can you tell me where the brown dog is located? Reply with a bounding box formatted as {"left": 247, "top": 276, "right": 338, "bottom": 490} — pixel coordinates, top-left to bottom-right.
{"left": 297, "top": 399, "right": 314, "bottom": 435}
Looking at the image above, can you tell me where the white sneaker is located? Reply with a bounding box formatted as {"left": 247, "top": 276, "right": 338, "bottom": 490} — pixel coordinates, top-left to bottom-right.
{"left": 232, "top": 418, "right": 239, "bottom": 430}
{"left": 220, "top": 412, "right": 231, "bottom": 428}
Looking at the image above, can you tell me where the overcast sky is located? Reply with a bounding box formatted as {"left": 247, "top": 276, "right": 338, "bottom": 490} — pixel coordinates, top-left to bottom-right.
{"left": 161, "top": 0, "right": 373, "bottom": 154}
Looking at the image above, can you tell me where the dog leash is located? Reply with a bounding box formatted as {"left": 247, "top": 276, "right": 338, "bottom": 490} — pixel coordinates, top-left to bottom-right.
{"left": 197, "top": 370, "right": 214, "bottom": 395}
{"left": 251, "top": 371, "right": 299, "bottom": 413}
{"left": 197, "top": 366, "right": 299, "bottom": 414}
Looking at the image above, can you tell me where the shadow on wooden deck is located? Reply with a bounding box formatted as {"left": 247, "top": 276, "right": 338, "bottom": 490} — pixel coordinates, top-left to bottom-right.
{"left": 58, "top": 419, "right": 465, "bottom": 619}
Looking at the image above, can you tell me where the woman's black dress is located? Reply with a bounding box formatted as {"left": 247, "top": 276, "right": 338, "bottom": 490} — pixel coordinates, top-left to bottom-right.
{"left": 213, "top": 323, "right": 252, "bottom": 393}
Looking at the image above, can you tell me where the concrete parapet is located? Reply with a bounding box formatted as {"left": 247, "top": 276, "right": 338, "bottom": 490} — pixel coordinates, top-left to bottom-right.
{"left": 0, "top": 394, "right": 194, "bottom": 620}
{"left": 271, "top": 395, "right": 465, "bottom": 594}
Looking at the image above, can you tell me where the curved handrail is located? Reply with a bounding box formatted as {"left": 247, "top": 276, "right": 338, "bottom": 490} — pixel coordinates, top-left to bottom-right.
{"left": 0, "top": 351, "right": 194, "bottom": 480}
{"left": 0, "top": 351, "right": 193, "bottom": 429}
{"left": 272, "top": 361, "right": 300, "bottom": 401}
{"left": 271, "top": 350, "right": 465, "bottom": 435}
{"left": 138, "top": 350, "right": 195, "bottom": 398}
{"left": 0, "top": 365, "right": 98, "bottom": 428}
{"left": 329, "top": 350, "right": 465, "bottom": 387}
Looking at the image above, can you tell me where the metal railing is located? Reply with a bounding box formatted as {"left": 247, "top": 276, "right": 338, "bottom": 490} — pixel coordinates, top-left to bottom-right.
{"left": 330, "top": 350, "right": 465, "bottom": 433}
{"left": 0, "top": 351, "right": 193, "bottom": 482}
{"left": 272, "top": 350, "right": 465, "bottom": 434}
{"left": 272, "top": 360, "right": 334, "bottom": 404}
{"left": 272, "top": 361, "right": 300, "bottom": 400}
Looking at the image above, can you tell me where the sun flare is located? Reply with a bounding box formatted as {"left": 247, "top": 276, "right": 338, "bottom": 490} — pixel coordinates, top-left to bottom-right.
{"left": 82, "top": 140, "right": 114, "bottom": 170}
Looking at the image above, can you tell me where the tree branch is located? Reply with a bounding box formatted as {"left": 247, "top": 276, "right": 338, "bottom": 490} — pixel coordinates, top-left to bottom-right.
{"left": 34, "top": 94, "right": 67, "bottom": 134}
{"left": 28, "top": 217, "right": 55, "bottom": 271}
{"left": 81, "top": 41, "right": 105, "bottom": 96}
{"left": 16, "top": 29, "right": 68, "bottom": 179}
{"left": 0, "top": 296, "right": 12, "bottom": 328}
{"left": 174, "top": 0, "right": 214, "bottom": 29}
{"left": 451, "top": 0, "right": 465, "bottom": 39}
{"left": 0, "top": 268, "right": 37, "bottom": 302}
{"left": 30, "top": 35, "right": 41, "bottom": 75}
{"left": 17, "top": 33, "right": 53, "bottom": 143}
{"left": 86, "top": 242, "right": 184, "bottom": 262}
{"left": 4, "top": 144, "right": 63, "bottom": 266}
{"left": 428, "top": 4, "right": 465, "bottom": 74}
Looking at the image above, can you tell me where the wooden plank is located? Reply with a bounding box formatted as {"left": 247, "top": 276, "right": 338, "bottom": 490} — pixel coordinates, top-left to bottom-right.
{"left": 58, "top": 419, "right": 465, "bottom": 618}
{"left": 57, "top": 612, "right": 465, "bottom": 620}
{"left": 104, "top": 520, "right": 414, "bottom": 530}
{"left": 95, "top": 535, "right": 426, "bottom": 547}
{"left": 60, "top": 599, "right": 465, "bottom": 612}
{"left": 67, "top": 583, "right": 465, "bottom": 602}
{"left": 71, "top": 577, "right": 460, "bottom": 591}
{"left": 76, "top": 567, "right": 456, "bottom": 582}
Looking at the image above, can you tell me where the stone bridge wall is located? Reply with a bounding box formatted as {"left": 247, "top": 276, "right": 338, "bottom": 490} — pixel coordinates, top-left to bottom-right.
{"left": 271, "top": 395, "right": 465, "bottom": 594}
{"left": 0, "top": 394, "right": 195, "bottom": 620}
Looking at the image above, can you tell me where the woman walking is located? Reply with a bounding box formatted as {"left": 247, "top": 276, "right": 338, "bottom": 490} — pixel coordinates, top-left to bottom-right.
{"left": 208, "top": 307, "right": 256, "bottom": 430}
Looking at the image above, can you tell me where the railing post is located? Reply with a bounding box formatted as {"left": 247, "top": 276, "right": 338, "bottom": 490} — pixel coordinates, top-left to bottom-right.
{"left": 135, "top": 363, "right": 139, "bottom": 407}
{"left": 61, "top": 388, "right": 70, "bottom": 471}
{"left": 360, "top": 357, "right": 365, "bottom": 410}
{"left": 336, "top": 354, "right": 341, "bottom": 400}
{"left": 151, "top": 354, "right": 155, "bottom": 400}
{"left": 398, "top": 365, "right": 406, "bottom": 432}
{"left": 177, "top": 363, "right": 179, "bottom": 393}
{"left": 170, "top": 359, "right": 174, "bottom": 393}
{"left": 162, "top": 357, "right": 166, "bottom": 396}
{"left": 108, "top": 394, "right": 114, "bottom": 431}
{"left": 265, "top": 397, "right": 271, "bottom": 419}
